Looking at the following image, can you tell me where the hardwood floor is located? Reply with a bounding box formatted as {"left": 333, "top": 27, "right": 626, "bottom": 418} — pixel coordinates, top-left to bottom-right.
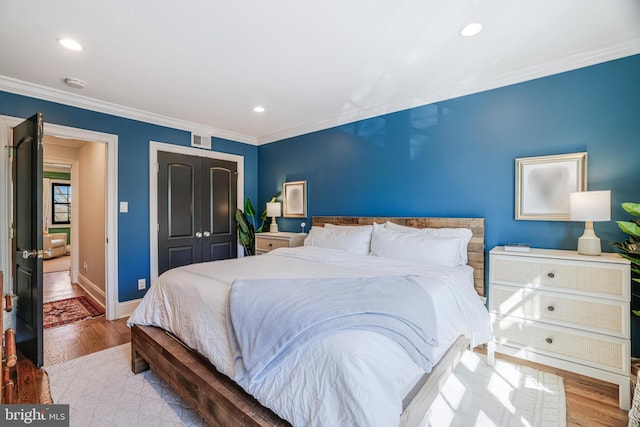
{"left": 42, "top": 270, "right": 130, "bottom": 366}
{"left": 14, "top": 272, "right": 631, "bottom": 425}
{"left": 488, "top": 351, "right": 629, "bottom": 427}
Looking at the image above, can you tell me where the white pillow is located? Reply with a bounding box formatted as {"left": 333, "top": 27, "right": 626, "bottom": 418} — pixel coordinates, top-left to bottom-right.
{"left": 304, "top": 225, "right": 372, "bottom": 255}
{"left": 370, "top": 225, "right": 463, "bottom": 267}
{"left": 384, "top": 221, "right": 472, "bottom": 265}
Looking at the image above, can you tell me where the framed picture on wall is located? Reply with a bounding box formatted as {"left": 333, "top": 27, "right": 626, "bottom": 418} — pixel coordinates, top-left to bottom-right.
{"left": 283, "top": 180, "right": 307, "bottom": 218}
{"left": 515, "top": 152, "right": 587, "bottom": 220}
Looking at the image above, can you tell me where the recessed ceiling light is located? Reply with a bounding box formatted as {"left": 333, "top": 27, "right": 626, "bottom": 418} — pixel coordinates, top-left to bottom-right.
{"left": 64, "top": 77, "right": 85, "bottom": 89}
{"left": 253, "top": 106, "right": 265, "bottom": 113}
{"left": 57, "top": 38, "right": 83, "bottom": 51}
{"left": 460, "top": 23, "right": 483, "bottom": 37}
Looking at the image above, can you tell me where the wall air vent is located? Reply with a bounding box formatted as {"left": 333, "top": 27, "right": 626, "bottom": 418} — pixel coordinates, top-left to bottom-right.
{"left": 191, "top": 133, "right": 211, "bottom": 150}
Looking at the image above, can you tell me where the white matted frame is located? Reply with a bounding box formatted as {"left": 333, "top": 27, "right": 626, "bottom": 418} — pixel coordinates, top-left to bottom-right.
{"left": 515, "top": 152, "right": 587, "bottom": 220}
{"left": 283, "top": 180, "right": 307, "bottom": 218}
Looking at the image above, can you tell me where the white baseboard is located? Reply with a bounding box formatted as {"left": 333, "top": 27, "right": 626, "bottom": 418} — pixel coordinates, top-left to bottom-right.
{"left": 77, "top": 272, "right": 106, "bottom": 308}
{"left": 116, "top": 298, "right": 142, "bottom": 319}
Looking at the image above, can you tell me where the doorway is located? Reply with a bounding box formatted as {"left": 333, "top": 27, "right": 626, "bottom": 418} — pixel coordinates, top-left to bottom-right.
{"left": 42, "top": 136, "right": 106, "bottom": 330}
{"left": 149, "top": 141, "right": 245, "bottom": 283}
{"left": 0, "top": 116, "right": 119, "bottom": 320}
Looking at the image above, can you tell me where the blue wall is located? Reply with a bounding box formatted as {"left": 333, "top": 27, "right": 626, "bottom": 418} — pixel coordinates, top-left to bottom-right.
{"left": 259, "top": 54, "right": 640, "bottom": 258}
{"left": 0, "top": 91, "right": 258, "bottom": 302}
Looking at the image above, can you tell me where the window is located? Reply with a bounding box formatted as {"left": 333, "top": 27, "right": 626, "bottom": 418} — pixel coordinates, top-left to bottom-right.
{"left": 52, "top": 183, "right": 71, "bottom": 224}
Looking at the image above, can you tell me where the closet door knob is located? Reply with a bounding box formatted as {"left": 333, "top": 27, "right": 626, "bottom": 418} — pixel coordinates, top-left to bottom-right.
{"left": 547, "top": 272, "right": 555, "bottom": 278}
{"left": 203, "top": 231, "right": 211, "bottom": 237}
{"left": 195, "top": 232, "right": 203, "bottom": 238}
{"left": 545, "top": 338, "right": 553, "bottom": 344}
{"left": 547, "top": 305, "right": 555, "bottom": 312}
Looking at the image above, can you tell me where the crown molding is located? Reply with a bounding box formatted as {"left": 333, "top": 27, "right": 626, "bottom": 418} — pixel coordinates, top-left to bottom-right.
{"left": 0, "top": 76, "right": 258, "bottom": 146}
{"left": 256, "top": 38, "right": 640, "bottom": 145}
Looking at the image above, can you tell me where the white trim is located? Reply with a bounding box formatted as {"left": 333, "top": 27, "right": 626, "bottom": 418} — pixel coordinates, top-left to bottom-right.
{"left": 256, "top": 41, "right": 640, "bottom": 145}
{"left": 115, "top": 298, "right": 142, "bottom": 319}
{"left": 149, "top": 141, "right": 245, "bottom": 284}
{"left": 77, "top": 272, "right": 106, "bottom": 309}
{"left": 0, "top": 76, "right": 257, "bottom": 146}
{"left": 0, "top": 115, "right": 20, "bottom": 293}
{"left": 43, "top": 123, "right": 119, "bottom": 320}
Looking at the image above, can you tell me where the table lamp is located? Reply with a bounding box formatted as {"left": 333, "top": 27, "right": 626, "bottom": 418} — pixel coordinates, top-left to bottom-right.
{"left": 569, "top": 190, "right": 611, "bottom": 256}
{"left": 266, "top": 202, "right": 281, "bottom": 233}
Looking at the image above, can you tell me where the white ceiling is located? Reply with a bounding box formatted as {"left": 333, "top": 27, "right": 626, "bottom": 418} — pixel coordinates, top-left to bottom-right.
{"left": 1, "top": 1, "right": 639, "bottom": 145}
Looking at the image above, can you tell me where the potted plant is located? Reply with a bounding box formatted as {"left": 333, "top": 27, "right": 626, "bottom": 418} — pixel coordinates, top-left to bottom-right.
{"left": 234, "top": 193, "right": 281, "bottom": 256}
{"left": 611, "top": 201, "right": 640, "bottom": 314}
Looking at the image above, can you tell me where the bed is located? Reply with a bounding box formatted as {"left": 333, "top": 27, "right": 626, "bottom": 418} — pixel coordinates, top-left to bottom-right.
{"left": 128, "top": 216, "right": 492, "bottom": 426}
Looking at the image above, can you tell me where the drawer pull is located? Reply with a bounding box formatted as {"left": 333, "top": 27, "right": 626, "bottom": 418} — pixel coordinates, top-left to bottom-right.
{"left": 547, "top": 272, "right": 555, "bottom": 278}
{"left": 547, "top": 305, "right": 555, "bottom": 312}
{"left": 545, "top": 337, "right": 553, "bottom": 344}
{"left": 268, "top": 243, "right": 273, "bottom": 247}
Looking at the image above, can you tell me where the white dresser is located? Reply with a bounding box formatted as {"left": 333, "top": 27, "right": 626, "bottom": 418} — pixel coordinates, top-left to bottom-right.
{"left": 489, "top": 246, "right": 631, "bottom": 410}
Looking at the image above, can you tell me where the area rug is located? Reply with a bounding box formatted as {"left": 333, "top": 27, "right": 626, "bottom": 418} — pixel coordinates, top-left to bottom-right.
{"left": 45, "top": 343, "right": 565, "bottom": 427}
{"left": 43, "top": 296, "right": 104, "bottom": 329}
{"left": 46, "top": 344, "right": 207, "bottom": 427}
{"left": 428, "top": 350, "right": 566, "bottom": 426}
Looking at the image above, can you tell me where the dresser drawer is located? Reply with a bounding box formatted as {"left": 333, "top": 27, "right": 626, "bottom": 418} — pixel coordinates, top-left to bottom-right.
{"left": 490, "top": 255, "right": 627, "bottom": 299}
{"left": 256, "top": 237, "right": 292, "bottom": 252}
{"left": 489, "top": 284, "right": 628, "bottom": 338}
{"left": 492, "top": 315, "right": 629, "bottom": 375}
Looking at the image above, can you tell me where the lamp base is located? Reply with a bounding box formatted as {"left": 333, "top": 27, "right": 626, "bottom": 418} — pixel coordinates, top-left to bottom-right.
{"left": 269, "top": 220, "right": 279, "bottom": 233}
{"left": 577, "top": 222, "right": 601, "bottom": 256}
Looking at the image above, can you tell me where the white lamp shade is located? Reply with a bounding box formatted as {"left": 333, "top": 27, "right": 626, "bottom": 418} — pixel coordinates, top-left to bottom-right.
{"left": 569, "top": 191, "right": 611, "bottom": 222}
{"left": 266, "top": 202, "right": 281, "bottom": 218}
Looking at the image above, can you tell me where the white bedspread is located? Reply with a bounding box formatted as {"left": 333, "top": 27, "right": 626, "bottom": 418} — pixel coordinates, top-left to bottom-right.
{"left": 128, "top": 246, "right": 492, "bottom": 427}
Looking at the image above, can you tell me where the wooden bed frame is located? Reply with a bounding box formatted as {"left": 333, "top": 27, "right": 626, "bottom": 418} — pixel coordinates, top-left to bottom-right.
{"left": 131, "top": 216, "right": 485, "bottom": 426}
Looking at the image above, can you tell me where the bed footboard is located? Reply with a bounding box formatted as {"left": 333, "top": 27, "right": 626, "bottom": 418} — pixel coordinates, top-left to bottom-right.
{"left": 130, "top": 324, "right": 290, "bottom": 427}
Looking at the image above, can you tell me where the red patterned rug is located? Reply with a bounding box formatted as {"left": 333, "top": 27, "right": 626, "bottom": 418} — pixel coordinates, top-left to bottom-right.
{"left": 43, "top": 296, "right": 105, "bottom": 329}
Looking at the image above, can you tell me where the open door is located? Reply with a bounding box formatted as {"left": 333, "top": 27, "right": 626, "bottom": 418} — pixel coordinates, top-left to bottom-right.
{"left": 11, "top": 113, "right": 44, "bottom": 367}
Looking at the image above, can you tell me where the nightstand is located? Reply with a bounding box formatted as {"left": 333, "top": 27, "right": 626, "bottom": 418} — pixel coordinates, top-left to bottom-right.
{"left": 255, "top": 232, "right": 306, "bottom": 255}
{"left": 489, "top": 246, "right": 631, "bottom": 409}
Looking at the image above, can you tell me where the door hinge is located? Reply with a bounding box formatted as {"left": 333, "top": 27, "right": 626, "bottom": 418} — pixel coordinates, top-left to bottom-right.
{"left": 9, "top": 227, "right": 15, "bottom": 239}
{"left": 155, "top": 163, "right": 159, "bottom": 173}
{"left": 6, "top": 145, "right": 15, "bottom": 159}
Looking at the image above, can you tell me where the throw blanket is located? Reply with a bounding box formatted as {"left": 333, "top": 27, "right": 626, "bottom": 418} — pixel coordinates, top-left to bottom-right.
{"left": 227, "top": 275, "right": 439, "bottom": 384}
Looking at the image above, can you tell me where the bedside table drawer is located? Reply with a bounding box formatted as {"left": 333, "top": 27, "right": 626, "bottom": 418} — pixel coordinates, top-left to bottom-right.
{"left": 491, "top": 256, "right": 625, "bottom": 299}
{"left": 490, "top": 284, "right": 628, "bottom": 337}
{"left": 492, "top": 315, "right": 629, "bottom": 375}
{"left": 256, "top": 237, "right": 291, "bottom": 252}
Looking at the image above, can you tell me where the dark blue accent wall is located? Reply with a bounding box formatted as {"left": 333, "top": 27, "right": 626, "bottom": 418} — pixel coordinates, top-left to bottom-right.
{"left": 0, "top": 91, "right": 258, "bottom": 302}
{"left": 259, "top": 54, "right": 640, "bottom": 258}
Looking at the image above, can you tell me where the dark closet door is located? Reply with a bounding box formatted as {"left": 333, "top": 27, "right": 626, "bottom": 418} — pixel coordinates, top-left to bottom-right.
{"left": 157, "top": 151, "right": 237, "bottom": 275}
{"left": 201, "top": 158, "right": 237, "bottom": 262}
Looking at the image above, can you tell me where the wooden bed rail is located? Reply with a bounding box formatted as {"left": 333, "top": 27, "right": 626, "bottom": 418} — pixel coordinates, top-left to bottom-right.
{"left": 1, "top": 271, "right": 17, "bottom": 404}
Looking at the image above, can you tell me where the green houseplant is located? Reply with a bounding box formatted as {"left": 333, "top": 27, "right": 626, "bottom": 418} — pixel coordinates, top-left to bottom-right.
{"left": 234, "top": 193, "right": 281, "bottom": 255}
{"left": 611, "top": 201, "right": 640, "bottom": 315}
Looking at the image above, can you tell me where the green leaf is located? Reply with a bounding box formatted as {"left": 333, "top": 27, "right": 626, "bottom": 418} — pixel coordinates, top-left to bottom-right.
{"left": 617, "top": 220, "right": 640, "bottom": 238}
{"left": 633, "top": 278, "right": 640, "bottom": 285}
{"left": 633, "top": 310, "right": 640, "bottom": 317}
{"left": 622, "top": 202, "right": 640, "bottom": 218}
{"left": 245, "top": 198, "right": 256, "bottom": 218}
{"left": 620, "top": 253, "right": 640, "bottom": 265}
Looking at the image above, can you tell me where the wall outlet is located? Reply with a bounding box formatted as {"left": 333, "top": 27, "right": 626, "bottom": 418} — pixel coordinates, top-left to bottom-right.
{"left": 137, "top": 278, "right": 146, "bottom": 290}
{"left": 83, "top": 261, "right": 88, "bottom": 272}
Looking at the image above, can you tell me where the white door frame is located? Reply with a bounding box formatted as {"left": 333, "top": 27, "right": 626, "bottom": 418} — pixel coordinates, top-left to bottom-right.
{"left": 149, "top": 141, "right": 244, "bottom": 284}
{"left": 0, "top": 115, "right": 120, "bottom": 320}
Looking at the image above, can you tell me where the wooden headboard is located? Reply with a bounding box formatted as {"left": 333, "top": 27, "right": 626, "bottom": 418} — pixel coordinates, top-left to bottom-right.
{"left": 312, "top": 216, "right": 486, "bottom": 296}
